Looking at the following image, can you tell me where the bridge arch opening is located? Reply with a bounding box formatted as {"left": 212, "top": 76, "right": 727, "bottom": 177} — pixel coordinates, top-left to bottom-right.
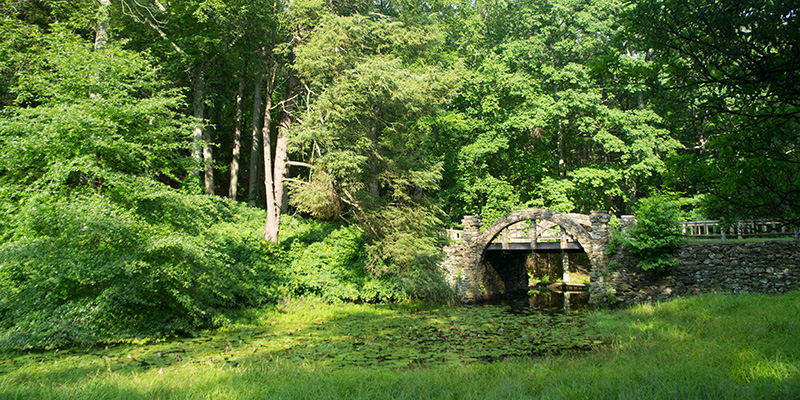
{"left": 467, "top": 209, "right": 599, "bottom": 301}
{"left": 474, "top": 209, "right": 593, "bottom": 263}
{"left": 440, "top": 209, "right": 609, "bottom": 303}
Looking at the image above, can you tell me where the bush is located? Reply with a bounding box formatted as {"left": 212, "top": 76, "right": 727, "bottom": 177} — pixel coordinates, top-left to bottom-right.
{"left": 606, "top": 215, "right": 623, "bottom": 256}
{"left": 623, "top": 195, "right": 684, "bottom": 271}
{"left": 0, "top": 186, "right": 278, "bottom": 349}
{"left": 278, "top": 216, "right": 403, "bottom": 303}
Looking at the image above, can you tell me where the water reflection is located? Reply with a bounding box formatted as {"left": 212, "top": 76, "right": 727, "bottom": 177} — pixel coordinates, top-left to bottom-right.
{"left": 497, "top": 284, "right": 589, "bottom": 314}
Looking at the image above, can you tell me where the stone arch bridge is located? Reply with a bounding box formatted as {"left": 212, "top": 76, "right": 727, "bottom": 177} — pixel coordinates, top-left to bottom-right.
{"left": 440, "top": 209, "right": 611, "bottom": 303}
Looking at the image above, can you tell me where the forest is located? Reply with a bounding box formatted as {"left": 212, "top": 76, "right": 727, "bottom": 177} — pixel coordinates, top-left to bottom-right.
{"left": 0, "top": 0, "right": 798, "bottom": 348}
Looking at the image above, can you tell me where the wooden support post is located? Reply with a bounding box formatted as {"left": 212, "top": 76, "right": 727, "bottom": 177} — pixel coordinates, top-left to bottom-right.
{"left": 560, "top": 225, "right": 569, "bottom": 282}
{"left": 530, "top": 220, "right": 538, "bottom": 250}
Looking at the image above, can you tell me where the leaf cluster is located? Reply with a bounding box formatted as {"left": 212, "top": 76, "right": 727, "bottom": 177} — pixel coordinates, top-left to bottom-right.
{"left": 624, "top": 0, "right": 800, "bottom": 224}
{"left": 272, "top": 216, "right": 404, "bottom": 303}
{"left": 621, "top": 195, "right": 684, "bottom": 271}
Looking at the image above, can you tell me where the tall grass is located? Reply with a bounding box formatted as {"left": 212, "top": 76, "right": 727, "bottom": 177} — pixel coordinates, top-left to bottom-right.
{"left": 2, "top": 291, "right": 798, "bottom": 399}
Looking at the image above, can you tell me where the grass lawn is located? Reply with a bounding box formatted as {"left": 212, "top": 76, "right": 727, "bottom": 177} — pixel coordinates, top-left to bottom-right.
{"left": 1, "top": 291, "right": 799, "bottom": 399}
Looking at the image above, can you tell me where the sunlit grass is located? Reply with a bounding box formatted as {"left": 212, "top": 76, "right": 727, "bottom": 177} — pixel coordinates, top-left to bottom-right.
{"left": 1, "top": 291, "right": 799, "bottom": 399}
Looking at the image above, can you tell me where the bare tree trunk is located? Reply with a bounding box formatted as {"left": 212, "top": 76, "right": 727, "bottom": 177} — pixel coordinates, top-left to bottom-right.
{"left": 203, "top": 126, "right": 214, "bottom": 195}
{"left": 91, "top": 0, "right": 111, "bottom": 101}
{"left": 191, "top": 66, "right": 214, "bottom": 194}
{"left": 264, "top": 26, "right": 302, "bottom": 244}
{"left": 558, "top": 121, "right": 566, "bottom": 178}
{"left": 248, "top": 71, "right": 263, "bottom": 206}
{"left": 263, "top": 143, "right": 278, "bottom": 243}
{"left": 274, "top": 73, "right": 297, "bottom": 214}
{"left": 229, "top": 59, "right": 248, "bottom": 200}
{"left": 192, "top": 66, "right": 205, "bottom": 182}
{"left": 262, "top": 45, "right": 279, "bottom": 243}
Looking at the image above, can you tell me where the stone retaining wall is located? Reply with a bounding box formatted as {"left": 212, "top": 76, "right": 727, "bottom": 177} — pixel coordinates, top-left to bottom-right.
{"left": 604, "top": 240, "right": 800, "bottom": 305}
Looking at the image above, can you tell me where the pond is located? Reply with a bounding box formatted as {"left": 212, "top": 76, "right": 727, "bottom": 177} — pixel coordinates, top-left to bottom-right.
{"left": 487, "top": 282, "right": 590, "bottom": 314}
{"left": 0, "top": 292, "right": 600, "bottom": 372}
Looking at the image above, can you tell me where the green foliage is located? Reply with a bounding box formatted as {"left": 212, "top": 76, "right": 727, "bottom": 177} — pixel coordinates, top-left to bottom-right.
{"left": 0, "top": 27, "right": 190, "bottom": 194}
{"left": 0, "top": 189, "right": 279, "bottom": 348}
{"left": 431, "top": 0, "right": 678, "bottom": 220}
{"left": 0, "top": 27, "right": 279, "bottom": 348}
{"left": 605, "top": 215, "right": 623, "bottom": 256}
{"left": 271, "top": 213, "right": 452, "bottom": 304}
{"left": 7, "top": 0, "right": 798, "bottom": 353}
{"left": 361, "top": 205, "right": 453, "bottom": 303}
{"left": 277, "top": 216, "right": 404, "bottom": 303}
{"left": 625, "top": 0, "right": 800, "bottom": 225}
{"left": 290, "top": 9, "right": 455, "bottom": 296}
{"left": 623, "top": 195, "right": 684, "bottom": 270}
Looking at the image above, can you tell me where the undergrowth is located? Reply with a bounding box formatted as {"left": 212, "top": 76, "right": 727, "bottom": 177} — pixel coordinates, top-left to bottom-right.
{"left": 0, "top": 192, "right": 449, "bottom": 349}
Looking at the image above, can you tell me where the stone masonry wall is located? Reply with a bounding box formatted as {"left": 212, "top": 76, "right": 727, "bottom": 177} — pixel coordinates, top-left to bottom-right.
{"left": 605, "top": 240, "right": 800, "bottom": 305}
{"left": 442, "top": 211, "right": 611, "bottom": 304}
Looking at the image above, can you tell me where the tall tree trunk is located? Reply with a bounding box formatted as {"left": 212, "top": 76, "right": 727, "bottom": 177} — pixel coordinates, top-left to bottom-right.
{"left": 274, "top": 73, "right": 297, "bottom": 215}
{"left": 192, "top": 66, "right": 205, "bottom": 182}
{"left": 264, "top": 27, "right": 301, "bottom": 244}
{"left": 248, "top": 71, "right": 263, "bottom": 206}
{"left": 229, "top": 59, "right": 248, "bottom": 200}
{"left": 263, "top": 137, "right": 278, "bottom": 243}
{"left": 203, "top": 126, "right": 214, "bottom": 195}
{"left": 90, "top": 0, "right": 111, "bottom": 101}
{"left": 262, "top": 45, "right": 279, "bottom": 243}
{"left": 554, "top": 77, "right": 566, "bottom": 179}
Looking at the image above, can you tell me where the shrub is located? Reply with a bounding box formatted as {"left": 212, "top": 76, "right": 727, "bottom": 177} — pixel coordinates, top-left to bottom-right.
{"left": 279, "top": 216, "right": 403, "bottom": 303}
{"left": 606, "top": 215, "right": 623, "bottom": 256}
{"left": 0, "top": 186, "right": 278, "bottom": 349}
{"left": 0, "top": 28, "right": 284, "bottom": 348}
{"left": 623, "top": 195, "right": 684, "bottom": 271}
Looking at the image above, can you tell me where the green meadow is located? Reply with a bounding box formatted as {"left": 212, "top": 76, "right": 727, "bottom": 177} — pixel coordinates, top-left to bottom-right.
{"left": 2, "top": 291, "right": 798, "bottom": 399}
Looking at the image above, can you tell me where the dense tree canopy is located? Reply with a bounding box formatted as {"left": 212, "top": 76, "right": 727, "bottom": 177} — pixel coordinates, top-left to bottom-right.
{"left": 624, "top": 0, "right": 800, "bottom": 224}
{"left": 427, "top": 0, "right": 680, "bottom": 223}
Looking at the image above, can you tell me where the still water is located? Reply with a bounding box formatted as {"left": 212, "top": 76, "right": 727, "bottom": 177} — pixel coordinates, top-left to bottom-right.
{"left": 491, "top": 283, "right": 590, "bottom": 314}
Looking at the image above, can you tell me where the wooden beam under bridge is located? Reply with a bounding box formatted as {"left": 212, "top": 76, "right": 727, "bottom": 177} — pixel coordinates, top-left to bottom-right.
{"left": 485, "top": 242, "right": 584, "bottom": 253}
